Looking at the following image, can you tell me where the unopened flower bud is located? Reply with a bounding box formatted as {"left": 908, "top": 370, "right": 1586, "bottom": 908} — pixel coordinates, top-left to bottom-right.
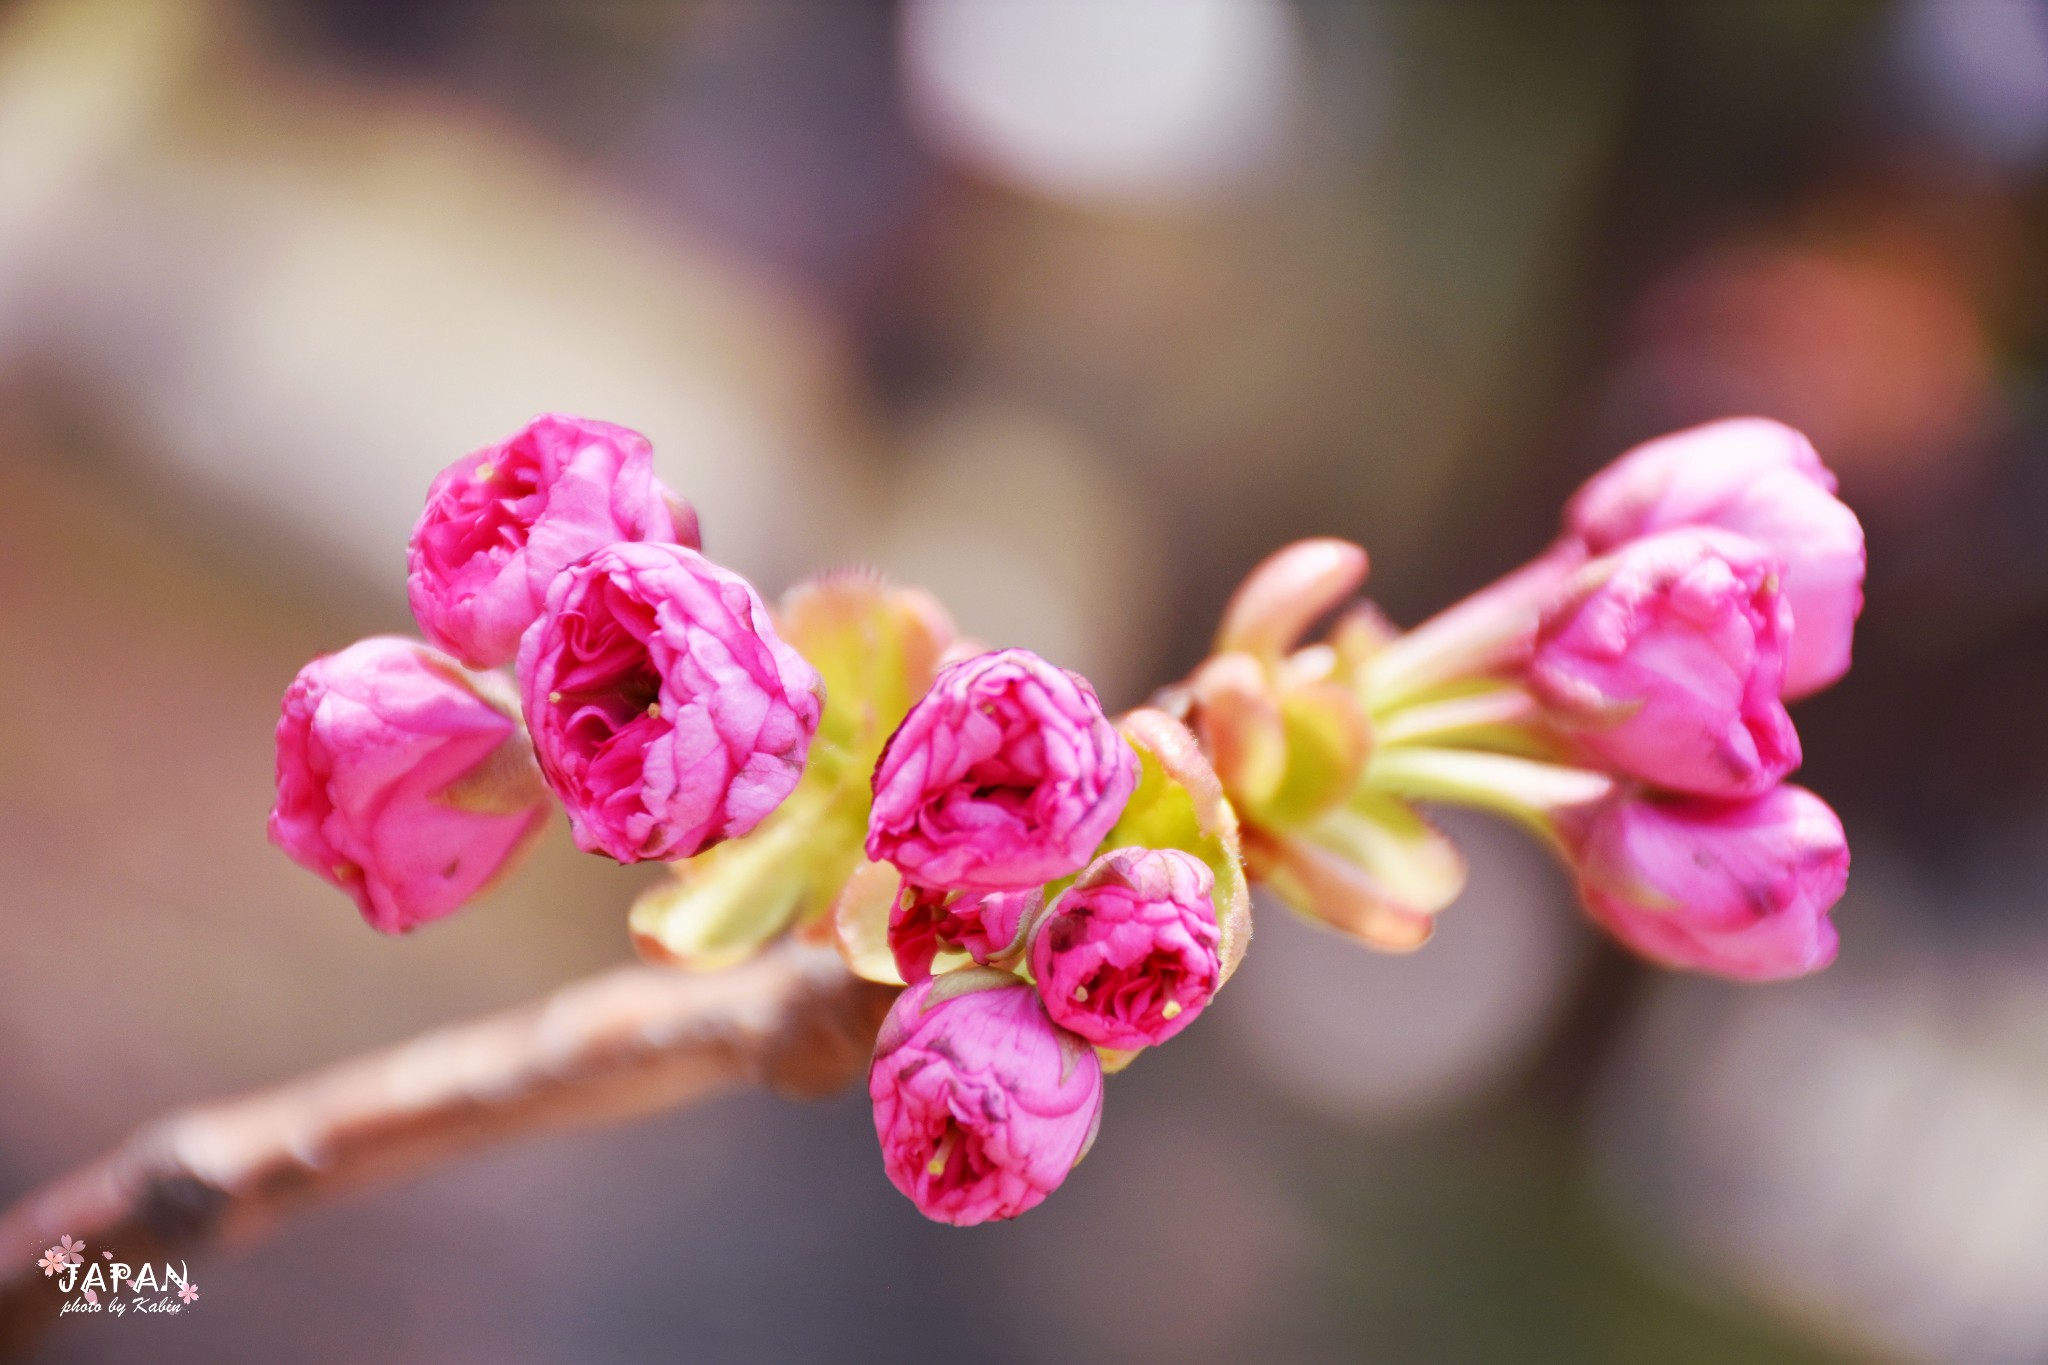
{"left": 1189, "top": 654, "right": 1370, "bottom": 828}
{"left": 1187, "top": 652, "right": 1287, "bottom": 811}
{"left": 1214, "top": 538, "right": 1369, "bottom": 658}
{"left": 1529, "top": 528, "right": 1800, "bottom": 799}
{"left": 518, "top": 541, "right": 823, "bottom": 863}
{"left": 867, "top": 649, "right": 1137, "bottom": 891}
{"left": 1575, "top": 784, "right": 1848, "bottom": 980}
{"left": 1029, "top": 847, "right": 1221, "bottom": 1050}
{"left": 269, "top": 636, "right": 549, "bottom": 933}
{"left": 1565, "top": 418, "right": 1864, "bottom": 698}
{"left": 889, "top": 883, "right": 1038, "bottom": 982}
{"left": 408, "top": 414, "right": 698, "bottom": 668}
{"left": 870, "top": 972, "right": 1104, "bottom": 1226}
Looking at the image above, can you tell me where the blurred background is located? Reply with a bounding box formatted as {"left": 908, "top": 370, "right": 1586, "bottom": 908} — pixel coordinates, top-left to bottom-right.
{"left": 3, "top": 0, "right": 2046, "bottom": 1360}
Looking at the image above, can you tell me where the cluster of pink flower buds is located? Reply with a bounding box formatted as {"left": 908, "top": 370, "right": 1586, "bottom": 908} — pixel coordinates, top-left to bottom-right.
{"left": 267, "top": 414, "right": 1242, "bottom": 1228}
{"left": 1532, "top": 420, "right": 1860, "bottom": 978}
{"left": 270, "top": 414, "right": 822, "bottom": 932}
{"left": 1196, "top": 417, "right": 1859, "bottom": 982}
{"left": 862, "top": 649, "right": 1238, "bottom": 1225}
{"left": 264, "top": 406, "right": 1867, "bottom": 1231}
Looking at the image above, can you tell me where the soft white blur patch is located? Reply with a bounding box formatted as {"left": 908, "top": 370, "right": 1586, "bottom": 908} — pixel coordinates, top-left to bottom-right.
{"left": 869, "top": 398, "right": 1166, "bottom": 705}
{"left": 1598, "top": 908, "right": 2048, "bottom": 1364}
{"left": 899, "top": 0, "right": 1300, "bottom": 207}
{"left": 1225, "top": 810, "right": 1589, "bottom": 1124}
{"left": 1894, "top": 0, "right": 2048, "bottom": 168}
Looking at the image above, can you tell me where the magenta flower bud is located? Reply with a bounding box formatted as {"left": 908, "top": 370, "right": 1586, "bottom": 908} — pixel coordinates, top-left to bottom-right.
{"left": 269, "top": 636, "right": 550, "bottom": 933}
{"left": 407, "top": 414, "right": 699, "bottom": 669}
{"left": 866, "top": 649, "right": 1138, "bottom": 892}
{"left": 1565, "top": 418, "right": 1864, "bottom": 698}
{"left": 1575, "top": 785, "right": 1848, "bottom": 981}
{"left": 888, "top": 884, "right": 1037, "bottom": 983}
{"left": 870, "top": 974, "right": 1104, "bottom": 1226}
{"left": 1029, "top": 847, "right": 1221, "bottom": 1050}
{"left": 517, "top": 541, "right": 823, "bottom": 864}
{"left": 1529, "top": 528, "right": 1800, "bottom": 799}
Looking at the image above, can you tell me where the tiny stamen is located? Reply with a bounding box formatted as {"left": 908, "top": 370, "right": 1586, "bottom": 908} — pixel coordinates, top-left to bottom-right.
{"left": 1073, "top": 985, "right": 1089, "bottom": 1002}
{"left": 475, "top": 463, "right": 494, "bottom": 481}
{"left": 548, "top": 691, "right": 562, "bottom": 704}
{"left": 1162, "top": 1000, "right": 1183, "bottom": 1020}
{"left": 646, "top": 702, "right": 661, "bottom": 719}
{"left": 926, "top": 1127, "right": 958, "bottom": 1177}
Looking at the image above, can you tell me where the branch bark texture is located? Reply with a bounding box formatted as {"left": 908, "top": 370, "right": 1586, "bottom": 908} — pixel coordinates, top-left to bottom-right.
{"left": 0, "top": 939, "right": 894, "bottom": 1357}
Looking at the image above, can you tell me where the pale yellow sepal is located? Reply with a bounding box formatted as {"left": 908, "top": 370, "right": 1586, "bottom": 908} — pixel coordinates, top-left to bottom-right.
{"left": 1243, "top": 790, "right": 1467, "bottom": 952}
{"left": 776, "top": 572, "right": 953, "bottom": 773}
{"left": 1095, "top": 1045, "right": 1144, "bottom": 1075}
{"left": 830, "top": 858, "right": 907, "bottom": 986}
{"left": 629, "top": 789, "right": 863, "bottom": 970}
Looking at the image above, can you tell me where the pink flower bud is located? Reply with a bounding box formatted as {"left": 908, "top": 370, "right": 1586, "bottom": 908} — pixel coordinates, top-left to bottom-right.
{"left": 1565, "top": 418, "right": 1864, "bottom": 698}
{"left": 866, "top": 649, "right": 1138, "bottom": 892}
{"left": 407, "top": 414, "right": 699, "bottom": 669}
{"left": 517, "top": 541, "right": 823, "bottom": 863}
{"left": 1029, "top": 847, "right": 1221, "bottom": 1050}
{"left": 1529, "top": 528, "right": 1800, "bottom": 799}
{"left": 888, "top": 884, "right": 1037, "bottom": 983}
{"left": 870, "top": 974, "right": 1104, "bottom": 1226}
{"left": 269, "top": 637, "right": 550, "bottom": 933}
{"left": 1575, "top": 784, "right": 1848, "bottom": 981}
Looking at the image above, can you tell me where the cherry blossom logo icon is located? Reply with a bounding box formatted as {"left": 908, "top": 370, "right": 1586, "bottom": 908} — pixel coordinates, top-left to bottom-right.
{"left": 35, "top": 1235, "right": 86, "bottom": 1278}
{"left": 178, "top": 1283, "right": 199, "bottom": 1305}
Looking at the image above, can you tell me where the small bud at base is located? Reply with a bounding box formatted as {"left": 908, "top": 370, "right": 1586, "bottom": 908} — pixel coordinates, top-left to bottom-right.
{"left": 887, "top": 883, "right": 1036, "bottom": 982}
{"left": 870, "top": 978, "right": 1103, "bottom": 1226}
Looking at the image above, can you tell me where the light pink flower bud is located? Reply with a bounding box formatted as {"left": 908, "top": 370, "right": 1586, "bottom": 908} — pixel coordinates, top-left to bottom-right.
{"left": 408, "top": 414, "right": 699, "bottom": 669}
{"left": 1575, "top": 784, "right": 1848, "bottom": 981}
{"left": 888, "top": 884, "right": 1037, "bottom": 983}
{"left": 269, "top": 637, "right": 549, "bottom": 933}
{"left": 869, "top": 974, "right": 1104, "bottom": 1226}
{"left": 1565, "top": 418, "right": 1864, "bottom": 698}
{"left": 866, "top": 649, "right": 1138, "bottom": 892}
{"left": 1213, "top": 537, "right": 1369, "bottom": 657}
{"left": 1529, "top": 528, "right": 1800, "bottom": 799}
{"left": 517, "top": 542, "right": 823, "bottom": 863}
{"left": 1030, "top": 847, "right": 1221, "bottom": 1050}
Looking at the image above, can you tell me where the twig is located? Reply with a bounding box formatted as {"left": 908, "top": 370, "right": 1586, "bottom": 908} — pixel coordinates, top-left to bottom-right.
{"left": 0, "top": 938, "right": 895, "bottom": 1357}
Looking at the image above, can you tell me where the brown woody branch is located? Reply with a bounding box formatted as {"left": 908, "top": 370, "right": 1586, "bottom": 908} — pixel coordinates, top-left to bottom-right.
{"left": 0, "top": 939, "right": 895, "bottom": 1358}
